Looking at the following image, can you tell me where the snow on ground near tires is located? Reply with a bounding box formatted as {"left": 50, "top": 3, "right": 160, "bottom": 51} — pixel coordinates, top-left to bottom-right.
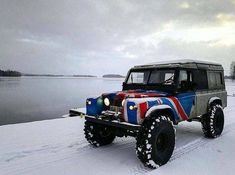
{"left": 0, "top": 81, "right": 235, "bottom": 175}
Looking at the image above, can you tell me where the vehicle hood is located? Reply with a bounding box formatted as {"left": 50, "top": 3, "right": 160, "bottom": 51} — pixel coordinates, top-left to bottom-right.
{"left": 102, "top": 90, "right": 170, "bottom": 106}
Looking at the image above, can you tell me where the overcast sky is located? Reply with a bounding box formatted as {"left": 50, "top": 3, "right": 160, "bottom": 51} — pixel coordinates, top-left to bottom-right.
{"left": 0, "top": 0, "right": 235, "bottom": 76}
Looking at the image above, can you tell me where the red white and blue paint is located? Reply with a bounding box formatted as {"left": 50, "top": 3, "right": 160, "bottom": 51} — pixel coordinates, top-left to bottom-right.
{"left": 86, "top": 90, "right": 195, "bottom": 125}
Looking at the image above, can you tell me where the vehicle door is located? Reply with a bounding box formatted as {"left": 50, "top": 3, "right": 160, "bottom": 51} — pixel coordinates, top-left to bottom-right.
{"left": 176, "top": 70, "right": 197, "bottom": 120}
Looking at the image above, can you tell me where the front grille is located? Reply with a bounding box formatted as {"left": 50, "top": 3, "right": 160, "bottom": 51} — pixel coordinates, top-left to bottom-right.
{"left": 110, "top": 106, "right": 122, "bottom": 113}
{"left": 101, "top": 106, "right": 123, "bottom": 120}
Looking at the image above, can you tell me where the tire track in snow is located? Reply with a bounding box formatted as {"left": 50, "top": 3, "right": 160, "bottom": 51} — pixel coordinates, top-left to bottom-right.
{"left": 129, "top": 122, "right": 235, "bottom": 175}
{"left": 1, "top": 122, "right": 234, "bottom": 175}
{"left": 171, "top": 122, "right": 235, "bottom": 162}
{"left": 0, "top": 137, "right": 136, "bottom": 175}
{"left": 130, "top": 163, "right": 151, "bottom": 175}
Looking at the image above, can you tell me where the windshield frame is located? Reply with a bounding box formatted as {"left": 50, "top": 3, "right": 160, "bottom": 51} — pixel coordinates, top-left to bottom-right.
{"left": 123, "top": 68, "right": 178, "bottom": 92}
{"left": 125, "top": 68, "right": 177, "bottom": 85}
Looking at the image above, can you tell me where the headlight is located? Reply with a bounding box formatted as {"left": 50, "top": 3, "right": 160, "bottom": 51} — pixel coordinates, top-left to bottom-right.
{"left": 104, "top": 98, "right": 110, "bottom": 106}
{"left": 86, "top": 100, "right": 91, "bottom": 105}
{"left": 122, "top": 99, "right": 125, "bottom": 106}
{"left": 129, "top": 105, "right": 137, "bottom": 110}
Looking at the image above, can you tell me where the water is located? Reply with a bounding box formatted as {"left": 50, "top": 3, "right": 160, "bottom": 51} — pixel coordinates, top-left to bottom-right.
{"left": 1, "top": 77, "right": 234, "bottom": 126}
{"left": 0, "top": 77, "right": 124, "bottom": 125}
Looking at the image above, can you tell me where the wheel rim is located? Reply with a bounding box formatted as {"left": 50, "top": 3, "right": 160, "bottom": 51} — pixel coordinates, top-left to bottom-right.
{"left": 214, "top": 109, "right": 224, "bottom": 134}
{"left": 156, "top": 133, "right": 169, "bottom": 152}
{"left": 99, "top": 127, "right": 112, "bottom": 138}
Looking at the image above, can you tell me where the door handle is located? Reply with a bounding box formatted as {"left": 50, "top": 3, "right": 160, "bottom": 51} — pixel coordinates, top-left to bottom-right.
{"left": 193, "top": 99, "right": 195, "bottom": 105}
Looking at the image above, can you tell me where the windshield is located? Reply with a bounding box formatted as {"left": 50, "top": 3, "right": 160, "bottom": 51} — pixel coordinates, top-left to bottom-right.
{"left": 126, "top": 69, "right": 175, "bottom": 85}
{"left": 127, "top": 71, "right": 150, "bottom": 84}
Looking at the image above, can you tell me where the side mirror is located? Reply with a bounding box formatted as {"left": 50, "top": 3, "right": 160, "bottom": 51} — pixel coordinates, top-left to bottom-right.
{"left": 122, "top": 82, "right": 127, "bottom": 90}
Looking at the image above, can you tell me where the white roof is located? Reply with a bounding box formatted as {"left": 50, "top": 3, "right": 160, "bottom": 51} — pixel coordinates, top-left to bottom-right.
{"left": 135, "top": 59, "right": 221, "bottom": 68}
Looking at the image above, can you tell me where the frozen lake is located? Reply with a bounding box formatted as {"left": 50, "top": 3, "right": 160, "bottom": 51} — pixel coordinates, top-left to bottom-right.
{"left": 0, "top": 77, "right": 124, "bottom": 125}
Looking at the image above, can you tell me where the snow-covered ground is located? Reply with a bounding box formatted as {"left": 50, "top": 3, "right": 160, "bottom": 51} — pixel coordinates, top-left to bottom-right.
{"left": 0, "top": 82, "right": 235, "bottom": 175}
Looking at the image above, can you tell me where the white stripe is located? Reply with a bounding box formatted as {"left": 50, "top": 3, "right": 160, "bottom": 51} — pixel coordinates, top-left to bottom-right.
{"left": 123, "top": 101, "right": 128, "bottom": 122}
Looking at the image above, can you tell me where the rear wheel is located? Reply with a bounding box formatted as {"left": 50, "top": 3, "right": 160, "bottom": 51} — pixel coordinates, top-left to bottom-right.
{"left": 201, "top": 104, "right": 224, "bottom": 138}
{"left": 84, "top": 121, "right": 116, "bottom": 147}
{"left": 136, "top": 115, "right": 175, "bottom": 169}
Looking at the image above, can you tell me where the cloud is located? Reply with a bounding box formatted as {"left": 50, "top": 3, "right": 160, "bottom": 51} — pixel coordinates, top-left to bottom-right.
{"left": 0, "top": 0, "right": 235, "bottom": 75}
{"left": 179, "top": 2, "right": 191, "bottom": 9}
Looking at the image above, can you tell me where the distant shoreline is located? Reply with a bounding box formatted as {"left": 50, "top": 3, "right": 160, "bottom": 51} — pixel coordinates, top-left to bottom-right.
{"left": 22, "top": 74, "right": 97, "bottom": 78}
{"left": 0, "top": 73, "right": 125, "bottom": 78}
{"left": 0, "top": 75, "right": 125, "bottom": 78}
{"left": 102, "top": 74, "right": 125, "bottom": 78}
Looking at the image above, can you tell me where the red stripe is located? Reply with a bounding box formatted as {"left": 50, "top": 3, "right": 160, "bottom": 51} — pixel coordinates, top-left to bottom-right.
{"left": 128, "top": 90, "right": 137, "bottom": 93}
{"left": 139, "top": 102, "right": 148, "bottom": 119}
{"left": 117, "top": 92, "right": 163, "bottom": 98}
{"left": 134, "top": 94, "right": 142, "bottom": 98}
{"left": 169, "top": 97, "right": 188, "bottom": 120}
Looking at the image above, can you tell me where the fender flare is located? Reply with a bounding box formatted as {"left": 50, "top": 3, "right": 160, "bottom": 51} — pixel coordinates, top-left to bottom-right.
{"left": 144, "top": 105, "right": 177, "bottom": 124}
{"left": 208, "top": 97, "right": 222, "bottom": 108}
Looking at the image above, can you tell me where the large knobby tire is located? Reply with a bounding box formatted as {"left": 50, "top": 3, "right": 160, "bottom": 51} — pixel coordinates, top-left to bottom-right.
{"left": 201, "top": 104, "right": 224, "bottom": 138}
{"left": 136, "top": 115, "right": 175, "bottom": 169}
{"left": 84, "top": 121, "right": 116, "bottom": 147}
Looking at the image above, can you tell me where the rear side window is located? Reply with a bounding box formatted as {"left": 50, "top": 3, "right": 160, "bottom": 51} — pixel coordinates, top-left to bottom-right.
{"left": 192, "top": 70, "right": 208, "bottom": 90}
{"left": 208, "top": 72, "right": 224, "bottom": 89}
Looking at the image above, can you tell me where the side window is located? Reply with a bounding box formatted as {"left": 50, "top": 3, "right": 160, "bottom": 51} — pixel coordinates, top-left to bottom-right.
{"left": 149, "top": 70, "right": 175, "bottom": 84}
{"left": 208, "top": 72, "right": 224, "bottom": 89}
{"left": 178, "top": 70, "right": 193, "bottom": 90}
{"left": 208, "top": 72, "right": 217, "bottom": 87}
{"left": 192, "top": 70, "right": 208, "bottom": 90}
{"left": 215, "top": 72, "right": 223, "bottom": 85}
{"left": 179, "top": 70, "right": 187, "bottom": 83}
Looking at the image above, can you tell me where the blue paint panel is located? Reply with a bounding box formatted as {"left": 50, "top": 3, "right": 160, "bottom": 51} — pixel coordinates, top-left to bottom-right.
{"left": 86, "top": 97, "right": 103, "bottom": 116}
{"left": 126, "top": 101, "right": 137, "bottom": 124}
{"left": 147, "top": 100, "right": 158, "bottom": 108}
{"left": 176, "top": 92, "right": 195, "bottom": 116}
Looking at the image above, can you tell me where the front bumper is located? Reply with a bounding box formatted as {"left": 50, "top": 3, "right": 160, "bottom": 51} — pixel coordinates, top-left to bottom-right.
{"left": 85, "top": 115, "right": 141, "bottom": 131}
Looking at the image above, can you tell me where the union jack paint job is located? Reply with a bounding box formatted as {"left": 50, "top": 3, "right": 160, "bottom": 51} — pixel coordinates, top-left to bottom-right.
{"left": 86, "top": 90, "right": 195, "bottom": 125}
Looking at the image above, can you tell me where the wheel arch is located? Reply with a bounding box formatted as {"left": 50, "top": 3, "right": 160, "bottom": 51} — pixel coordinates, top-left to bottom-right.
{"left": 144, "top": 105, "right": 177, "bottom": 125}
{"left": 208, "top": 97, "right": 222, "bottom": 108}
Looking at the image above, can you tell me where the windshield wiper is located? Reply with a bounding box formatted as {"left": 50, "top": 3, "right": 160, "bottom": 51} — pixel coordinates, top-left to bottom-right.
{"left": 159, "top": 75, "right": 174, "bottom": 84}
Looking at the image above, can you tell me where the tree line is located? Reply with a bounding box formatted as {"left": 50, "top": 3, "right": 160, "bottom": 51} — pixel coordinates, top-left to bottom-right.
{"left": 0, "top": 69, "right": 22, "bottom": 77}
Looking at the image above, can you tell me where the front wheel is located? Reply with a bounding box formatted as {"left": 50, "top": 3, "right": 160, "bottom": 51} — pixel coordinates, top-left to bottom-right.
{"left": 84, "top": 121, "right": 116, "bottom": 147}
{"left": 201, "top": 104, "right": 224, "bottom": 138}
{"left": 136, "top": 115, "right": 175, "bottom": 169}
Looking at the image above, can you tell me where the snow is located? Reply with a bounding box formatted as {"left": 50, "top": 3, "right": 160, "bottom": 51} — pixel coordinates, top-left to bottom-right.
{"left": 0, "top": 82, "right": 235, "bottom": 175}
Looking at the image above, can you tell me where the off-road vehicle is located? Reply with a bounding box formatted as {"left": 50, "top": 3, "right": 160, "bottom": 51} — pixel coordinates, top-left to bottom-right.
{"left": 83, "top": 60, "right": 227, "bottom": 168}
